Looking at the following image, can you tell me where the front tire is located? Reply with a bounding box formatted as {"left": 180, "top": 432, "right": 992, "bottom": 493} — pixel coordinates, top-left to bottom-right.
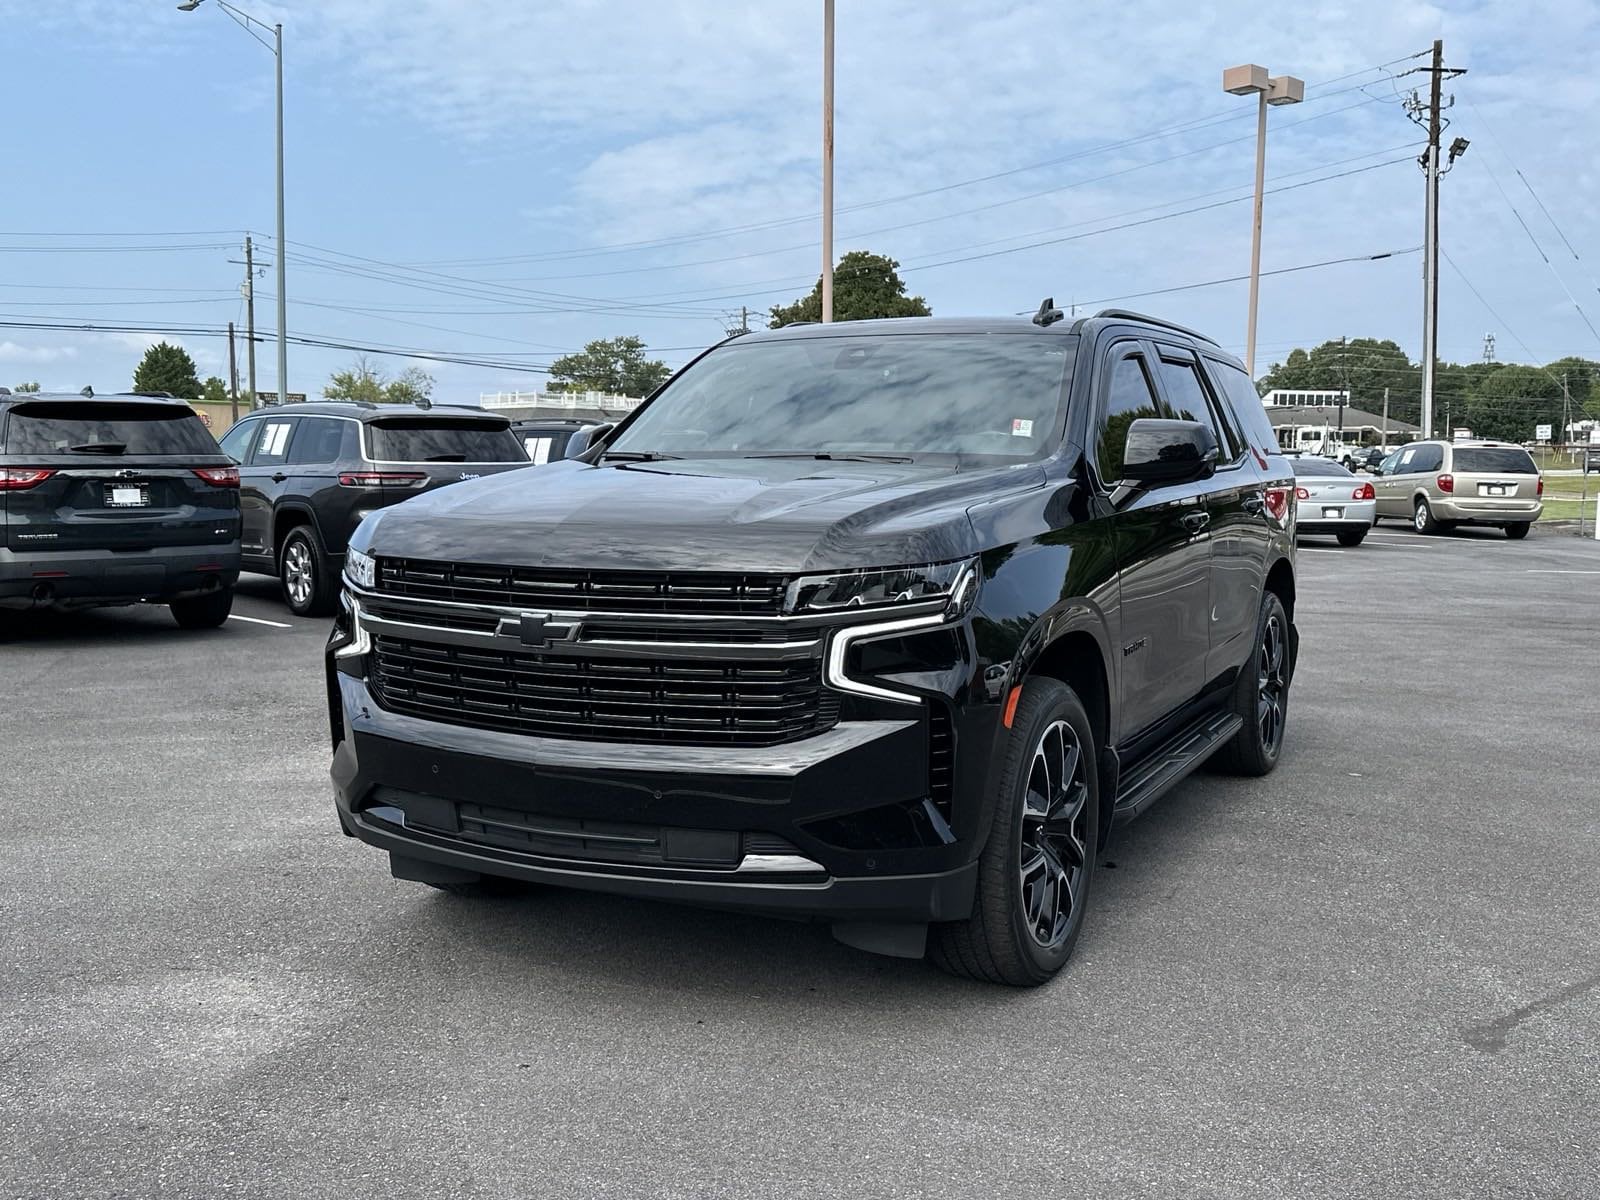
{"left": 930, "top": 678, "right": 1099, "bottom": 987}
{"left": 170, "top": 587, "right": 234, "bottom": 629}
{"left": 279, "top": 525, "right": 336, "bottom": 617}
{"left": 1505, "top": 522, "right": 1531, "bottom": 540}
{"left": 1213, "top": 591, "right": 1291, "bottom": 777}
{"left": 1336, "top": 528, "right": 1368, "bottom": 547}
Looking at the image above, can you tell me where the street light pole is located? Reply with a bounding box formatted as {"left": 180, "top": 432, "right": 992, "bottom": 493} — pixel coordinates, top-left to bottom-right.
{"left": 178, "top": 0, "right": 287, "bottom": 404}
{"left": 821, "top": 0, "right": 835, "bottom": 324}
{"left": 1223, "top": 65, "right": 1304, "bottom": 379}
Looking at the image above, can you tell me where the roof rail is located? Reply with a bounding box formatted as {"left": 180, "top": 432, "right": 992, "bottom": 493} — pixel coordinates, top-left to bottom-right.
{"left": 1092, "top": 308, "right": 1219, "bottom": 346}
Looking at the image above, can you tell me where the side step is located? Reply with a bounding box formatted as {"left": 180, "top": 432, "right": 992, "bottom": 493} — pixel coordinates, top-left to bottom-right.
{"left": 1111, "top": 709, "right": 1243, "bottom": 826}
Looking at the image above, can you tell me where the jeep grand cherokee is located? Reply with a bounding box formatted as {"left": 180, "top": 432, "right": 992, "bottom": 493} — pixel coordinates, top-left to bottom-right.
{"left": 327, "top": 309, "right": 1299, "bottom": 986}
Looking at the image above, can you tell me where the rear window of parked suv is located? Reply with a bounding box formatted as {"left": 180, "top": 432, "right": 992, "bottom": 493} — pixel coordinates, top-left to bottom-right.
{"left": 365, "top": 418, "right": 526, "bottom": 463}
{"left": 1453, "top": 447, "right": 1537, "bottom": 473}
{"left": 1, "top": 401, "right": 219, "bottom": 456}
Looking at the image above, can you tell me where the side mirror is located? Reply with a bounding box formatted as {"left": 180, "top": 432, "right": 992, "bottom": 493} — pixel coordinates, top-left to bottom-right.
{"left": 1119, "top": 418, "right": 1219, "bottom": 489}
{"left": 570, "top": 422, "right": 615, "bottom": 459}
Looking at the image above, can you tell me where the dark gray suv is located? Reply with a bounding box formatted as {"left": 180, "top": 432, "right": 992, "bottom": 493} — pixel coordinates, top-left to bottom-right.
{"left": 1, "top": 390, "right": 240, "bottom": 627}
{"left": 219, "top": 401, "right": 529, "bottom": 615}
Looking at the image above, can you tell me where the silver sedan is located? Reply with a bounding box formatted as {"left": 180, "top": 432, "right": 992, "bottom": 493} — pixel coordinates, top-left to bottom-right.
{"left": 1292, "top": 456, "right": 1376, "bottom": 547}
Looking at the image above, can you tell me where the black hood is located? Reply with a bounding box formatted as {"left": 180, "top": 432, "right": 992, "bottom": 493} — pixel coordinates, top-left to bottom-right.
{"left": 358, "top": 457, "right": 1046, "bottom": 573}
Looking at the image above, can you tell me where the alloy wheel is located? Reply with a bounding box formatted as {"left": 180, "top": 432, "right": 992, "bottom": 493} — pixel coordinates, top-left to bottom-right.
{"left": 1018, "top": 720, "right": 1090, "bottom": 950}
{"left": 284, "top": 539, "right": 313, "bottom": 606}
{"left": 1257, "top": 613, "right": 1288, "bottom": 754}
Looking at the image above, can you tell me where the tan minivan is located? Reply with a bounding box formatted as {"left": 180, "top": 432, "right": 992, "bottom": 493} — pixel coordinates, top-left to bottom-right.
{"left": 1373, "top": 440, "right": 1543, "bottom": 537}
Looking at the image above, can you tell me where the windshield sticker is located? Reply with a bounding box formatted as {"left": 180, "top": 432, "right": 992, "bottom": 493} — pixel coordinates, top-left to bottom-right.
{"left": 1011, "top": 419, "right": 1034, "bottom": 438}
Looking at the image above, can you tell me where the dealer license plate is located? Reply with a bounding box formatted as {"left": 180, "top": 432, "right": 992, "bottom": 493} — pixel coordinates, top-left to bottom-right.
{"left": 1322, "top": 507, "right": 1342, "bottom": 519}
{"left": 1483, "top": 484, "right": 1507, "bottom": 496}
{"left": 106, "top": 485, "right": 149, "bottom": 508}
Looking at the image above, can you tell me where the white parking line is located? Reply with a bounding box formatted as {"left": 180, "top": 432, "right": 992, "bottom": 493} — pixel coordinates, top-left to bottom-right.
{"left": 1300, "top": 548, "right": 1345, "bottom": 554}
{"left": 1525, "top": 569, "right": 1600, "bottom": 575}
{"left": 228, "top": 613, "right": 294, "bottom": 629}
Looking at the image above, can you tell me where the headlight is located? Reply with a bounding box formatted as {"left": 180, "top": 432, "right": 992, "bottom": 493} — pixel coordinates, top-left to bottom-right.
{"left": 346, "top": 545, "right": 376, "bottom": 590}
{"left": 788, "top": 559, "right": 977, "bottom": 615}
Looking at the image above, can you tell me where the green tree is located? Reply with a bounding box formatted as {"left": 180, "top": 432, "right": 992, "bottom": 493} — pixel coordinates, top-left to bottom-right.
{"left": 200, "top": 376, "right": 229, "bottom": 404}
{"left": 1544, "top": 356, "right": 1599, "bottom": 409}
{"left": 768, "top": 250, "right": 931, "bottom": 326}
{"left": 548, "top": 336, "right": 671, "bottom": 396}
{"left": 324, "top": 356, "right": 436, "bottom": 405}
{"left": 13, "top": 381, "right": 41, "bottom": 393}
{"left": 1259, "top": 337, "right": 1419, "bottom": 424}
{"left": 1465, "top": 365, "right": 1562, "bottom": 442}
{"left": 132, "top": 341, "right": 202, "bottom": 398}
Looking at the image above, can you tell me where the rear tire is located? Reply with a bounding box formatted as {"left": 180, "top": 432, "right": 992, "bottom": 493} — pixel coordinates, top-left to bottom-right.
{"left": 170, "top": 587, "right": 234, "bottom": 629}
{"left": 279, "top": 525, "right": 336, "bottom": 617}
{"left": 1336, "top": 528, "right": 1367, "bottom": 547}
{"left": 1505, "top": 522, "right": 1531, "bottom": 540}
{"left": 1213, "top": 591, "right": 1291, "bottom": 777}
{"left": 1413, "top": 498, "right": 1441, "bottom": 535}
{"left": 930, "top": 677, "right": 1099, "bottom": 987}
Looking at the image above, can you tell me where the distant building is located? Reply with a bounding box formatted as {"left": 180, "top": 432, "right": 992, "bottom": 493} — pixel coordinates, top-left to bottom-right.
{"left": 1264, "top": 404, "right": 1420, "bottom": 454}
{"left": 1261, "top": 388, "right": 1350, "bottom": 408}
{"left": 479, "top": 389, "right": 644, "bottom": 423}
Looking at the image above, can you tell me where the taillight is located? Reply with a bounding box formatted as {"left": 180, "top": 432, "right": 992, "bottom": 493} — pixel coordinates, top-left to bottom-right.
{"left": 1437, "top": 473, "right": 1454, "bottom": 493}
{"left": 192, "top": 466, "right": 240, "bottom": 487}
{"left": 1352, "top": 482, "right": 1375, "bottom": 500}
{"left": 1264, "top": 486, "right": 1293, "bottom": 524}
{"left": 1295, "top": 486, "right": 1311, "bottom": 500}
{"left": 1537, "top": 477, "right": 1544, "bottom": 497}
{"left": 338, "top": 471, "right": 427, "bottom": 488}
{"left": 0, "top": 467, "right": 55, "bottom": 491}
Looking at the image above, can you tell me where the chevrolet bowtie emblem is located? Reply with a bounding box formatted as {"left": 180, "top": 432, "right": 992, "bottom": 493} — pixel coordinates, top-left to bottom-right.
{"left": 519, "top": 613, "right": 551, "bottom": 646}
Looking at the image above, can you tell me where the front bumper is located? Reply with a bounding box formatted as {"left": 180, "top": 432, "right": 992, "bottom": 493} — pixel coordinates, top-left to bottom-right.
{"left": 328, "top": 603, "right": 986, "bottom": 924}
{"left": 0, "top": 543, "right": 241, "bottom": 610}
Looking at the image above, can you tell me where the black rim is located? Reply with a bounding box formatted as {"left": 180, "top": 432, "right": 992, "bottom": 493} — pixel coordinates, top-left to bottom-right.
{"left": 1018, "top": 720, "right": 1089, "bottom": 950}
{"left": 1257, "top": 613, "right": 1287, "bottom": 753}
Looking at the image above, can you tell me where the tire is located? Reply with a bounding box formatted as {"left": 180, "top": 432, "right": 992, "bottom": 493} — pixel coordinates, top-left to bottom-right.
{"left": 930, "top": 677, "right": 1099, "bottom": 987}
{"left": 1212, "top": 591, "right": 1291, "bottom": 777}
{"left": 1505, "top": 522, "right": 1531, "bottom": 540}
{"left": 279, "top": 524, "right": 336, "bottom": 617}
{"left": 1413, "top": 498, "right": 1441, "bottom": 535}
{"left": 1336, "top": 528, "right": 1367, "bottom": 547}
{"left": 170, "top": 587, "right": 235, "bottom": 629}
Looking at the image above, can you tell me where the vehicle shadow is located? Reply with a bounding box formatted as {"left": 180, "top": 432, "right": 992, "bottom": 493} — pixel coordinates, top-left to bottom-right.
{"left": 0, "top": 604, "right": 206, "bottom": 644}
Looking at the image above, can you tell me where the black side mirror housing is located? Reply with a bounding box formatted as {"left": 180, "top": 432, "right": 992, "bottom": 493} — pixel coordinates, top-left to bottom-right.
{"left": 1119, "top": 418, "right": 1219, "bottom": 490}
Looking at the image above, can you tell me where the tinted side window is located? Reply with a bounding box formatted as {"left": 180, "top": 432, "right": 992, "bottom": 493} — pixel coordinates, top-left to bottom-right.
{"left": 218, "top": 419, "right": 258, "bottom": 462}
{"left": 288, "top": 417, "right": 345, "bottom": 465}
{"left": 1157, "top": 357, "right": 1238, "bottom": 461}
{"left": 1207, "top": 360, "right": 1278, "bottom": 456}
{"left": 1097, "top": 352, "right": 1164, "bottom": 480}
{"left": 252, "top": 418, "right": 297, "bottom": 467}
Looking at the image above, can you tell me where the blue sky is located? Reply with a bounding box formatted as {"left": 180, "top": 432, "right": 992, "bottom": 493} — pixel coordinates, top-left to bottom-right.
{"left": 2, "top": 0, "right": 1596, "bottom": 402}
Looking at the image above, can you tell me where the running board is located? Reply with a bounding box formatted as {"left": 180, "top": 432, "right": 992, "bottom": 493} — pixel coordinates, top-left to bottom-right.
{"left": 1111, "top": 709, "right": 1243, "bottom": 825}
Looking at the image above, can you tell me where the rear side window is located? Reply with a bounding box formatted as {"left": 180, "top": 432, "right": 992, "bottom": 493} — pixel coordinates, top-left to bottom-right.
{"left": 367, "top": 419, "right": 526, "bottom": 463}
{"left": 288, "top": 417, "right": 348, "bottom": 465}
{"left": 1453, "top": 447, "right": 1537, "bottom": 474}
{"left": 1207, "top": 360, "right": 1278, "bottom": 456}
{"left": 1, "top": 401, "right": 219, "bottom": 456}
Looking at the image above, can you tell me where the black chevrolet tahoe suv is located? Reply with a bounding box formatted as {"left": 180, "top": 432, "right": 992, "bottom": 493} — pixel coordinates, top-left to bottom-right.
{"left": 1, "top": 390, "right": 240, "bottom": 627}
{"left": 218, "top": 401, "right": 529, "bottom": 616}
{"left": 327, "top": 309, "right": 1299, "bottom": 986}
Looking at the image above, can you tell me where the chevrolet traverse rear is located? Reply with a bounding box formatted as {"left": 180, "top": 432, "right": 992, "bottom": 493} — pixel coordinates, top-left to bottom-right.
{"left": 0, "top": 391, "right": 241, "bottom": 627}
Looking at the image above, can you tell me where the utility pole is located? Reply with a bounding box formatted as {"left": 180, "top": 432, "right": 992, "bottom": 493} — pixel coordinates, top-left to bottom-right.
{"left": 1382, "top": 386, "right": 1391, "bottom": 450}
{"left": 1404, "top": 40, "right": 1467, "bottom": 441}
{"left": 1337, "top": 335, "right": 1349, "bottom": 449}
{"left": 227, "top": 320, "right": 239, "bottom": 426}
{"left": 741, "top": 305, "right": 750, "bottom": 334}
{"left": 820, "top": 0, "right": 835, "bottom": 323}
{"left": 244, "top": 236, "right": 258, "bottom": 407}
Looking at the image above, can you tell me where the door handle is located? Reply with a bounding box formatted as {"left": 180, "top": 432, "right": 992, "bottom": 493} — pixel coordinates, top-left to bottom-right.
{"left": 271, "top": 472, "right": 289, "bottom": 483}
{"left": 1182, "top": 510, "right": 1211, "bottom": 532}
{"left": 1240, "top": 493, "right": 1264, "bottom": 514}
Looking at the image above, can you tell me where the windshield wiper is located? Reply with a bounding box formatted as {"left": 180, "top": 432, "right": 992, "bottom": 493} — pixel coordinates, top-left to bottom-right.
{"left": 68, "top": 442, "right": 128, "bottom": 454}
{"left": 602, "top": 450, "right": 683, "bottom": 462}
{"left": 742, "top": 451, "right": 914, "bottom": 464}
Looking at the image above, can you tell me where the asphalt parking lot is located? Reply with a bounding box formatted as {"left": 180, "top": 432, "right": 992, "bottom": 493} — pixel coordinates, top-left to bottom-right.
{"left": 3, "top": 529, "right": 1598, "bottom": 1200}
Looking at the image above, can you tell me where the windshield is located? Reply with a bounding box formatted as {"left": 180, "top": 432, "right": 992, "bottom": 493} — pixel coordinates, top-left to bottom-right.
{"left": 1, "top": 401, "right": 219, "bottom": 456}
{"left": 366, "top": 418, "right": 526, "bottom": 463}
{"left": 1292, "top": 457, "right": 1354, "bottom": 477}
{"left": 1453, "top": 447, "right": 1538, "bottom": 474}
{"left": 608, "top": 333, "right": 1074, "bottom": 462}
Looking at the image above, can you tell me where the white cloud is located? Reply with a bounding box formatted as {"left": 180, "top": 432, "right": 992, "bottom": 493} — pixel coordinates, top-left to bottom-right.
{"left": 0, "top": 342, "right": 79, "bottom": 365}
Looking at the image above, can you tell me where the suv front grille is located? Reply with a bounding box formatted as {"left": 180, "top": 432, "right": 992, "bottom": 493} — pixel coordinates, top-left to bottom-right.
{"left": 370, "top": 634, "right": 838, "bottom": 746}
{"left": 376, "top": 556, "right": 787, "bottom": 616}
